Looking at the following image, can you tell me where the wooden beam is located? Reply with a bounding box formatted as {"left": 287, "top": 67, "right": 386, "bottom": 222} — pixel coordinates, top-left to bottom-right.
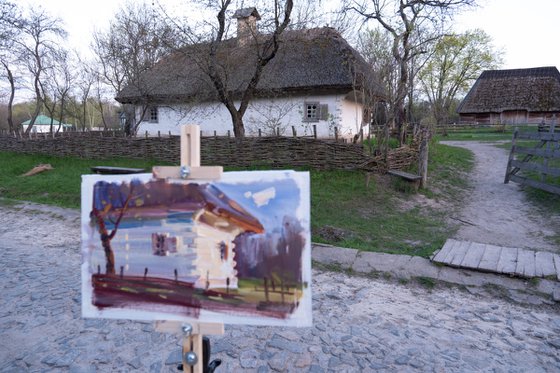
{"left": 509, "top": 174, "right": 560, "bottom": 195}
{"left": 152, "top": 166, "right": 223, "bottom": 180}
{"left": 510, "top": 160, "right": 560, "bottom": 177}
{"left": 513, "top": 146, "right": 560, "bottom": 158}
{"left": 516, "top": 132, "right": 560, "bottom": 141}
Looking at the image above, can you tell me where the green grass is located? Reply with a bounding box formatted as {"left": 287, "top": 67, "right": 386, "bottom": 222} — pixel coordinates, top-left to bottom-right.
{"left": 310, "top": 143, "right": 474, "bottom": 258}
{"left": 0, "top": 152, "right": 171, "bottom": 208}
{"left": 0, "top": 143, "right": 474, "bottom": 258}
{"left": 435, "top": 125, "right": 537, "bottom": 142}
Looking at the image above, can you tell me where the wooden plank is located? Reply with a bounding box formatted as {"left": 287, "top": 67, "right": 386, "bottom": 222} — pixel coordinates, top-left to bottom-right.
{"left": 181, "top": 124, "right": 201, "bottom": 168}
{"left": 387, "top": 169, "right": 421, "bottom": 181}
{"left": 448, "top": 241, "right": 470, "bottom": 267}
{"left": 535, "top": 251, "right": 556, "bottom": 277}
{"left": 514, "top": 146, "right": 560, "bottom": 158}
{"left": 515, "top": 249, "right": 536, "bottom": 277}
{"left": 509, "top": 174, "right": 560, "bottom": 195}
{"left": 496, "top": 246, "right": 518, "bottom": 274}
{"left": 432, "top": 239, "right": 458, "bottom": 262}
{"left": 510, "top": 160, "right": 560, "bottom": 177}
{"left": 478, "top": 244, "right": 502, "bottom": 271}
{"left": 152, "top": 166, "right": 223, "bottom": 180}
{"left": 155, "top": 321, "right": 224, "bottom": 335}
{"left": 91, "top": 166, "right": 145, "bottom": 174}
{"left": 554, "top": 254, "right": 560, "bottom": 281}
{"left": 516, "top": 132, "right": 560, "bottom": 141}
{"left": 460, "top": 242, "right": 486, "bottom": 269}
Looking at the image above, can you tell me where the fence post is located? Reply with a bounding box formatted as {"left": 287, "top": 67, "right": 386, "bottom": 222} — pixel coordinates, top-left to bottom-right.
{"left": 258, "top": 129, "right": 261, "bottom": 137}
{"left": 227, "top": 130, "right": 231, "bottom": 138}
{"left": 504, "top": 127, "right": 519, "bottom": 184}
{"left": 313, "top": 125, "right": 317, "bottom": 139}
{"left": 418, "top": 127, "right": 429, "bottom": 188}
{"left": 542, "top": 117, "right": 556, "bottom": 182}
{"left": 334, "top": 127, "right": 338, "bottom": 142}
{"left": 276, "top": 127, "right": 280, "bottom": 137}
{"left": 292, "top": 126, "right": 297, "bottom": 137}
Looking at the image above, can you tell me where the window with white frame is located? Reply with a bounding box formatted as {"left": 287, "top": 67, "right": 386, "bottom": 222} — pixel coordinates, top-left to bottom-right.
{"left": 148, "top": 106, "right": 158, "bottom": 123}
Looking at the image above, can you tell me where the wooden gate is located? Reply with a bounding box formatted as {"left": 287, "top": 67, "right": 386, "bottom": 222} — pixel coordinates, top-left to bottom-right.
{"left": 504, "top": 123, "right": 560, "bottom": 195}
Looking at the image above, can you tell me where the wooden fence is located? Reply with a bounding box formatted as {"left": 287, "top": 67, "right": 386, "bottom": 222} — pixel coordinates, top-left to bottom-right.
{"left": 504, "top": 123, "right": 560, "bottom": 195}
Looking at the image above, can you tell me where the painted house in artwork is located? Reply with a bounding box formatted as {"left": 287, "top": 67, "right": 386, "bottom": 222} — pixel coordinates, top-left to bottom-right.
{"left": 115, "top": 8, "right": 384, "bottom": 139}
{"left": 457, "top": 66, "right": 560, "bottom": 125}
{"left": 93, "top": 180, "right": 264, "bottom": 290}
{"left": 190, "top": 184, "right": 264, "bottom": 289}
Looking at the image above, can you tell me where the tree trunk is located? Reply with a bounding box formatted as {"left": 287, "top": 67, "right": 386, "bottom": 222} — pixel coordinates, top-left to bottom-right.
{"left": 232, "top": 112, "right": 245, "bottom": 138}
{"left": 92, "top": 210, "right": 116, "bottom": 275}
{"left": 2, "top": 62, "right": 16, "bottom": 134}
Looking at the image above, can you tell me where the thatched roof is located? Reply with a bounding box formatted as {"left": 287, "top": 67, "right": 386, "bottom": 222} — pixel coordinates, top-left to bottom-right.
{"left": 457, "top": 66, "right": 560, "bottom": 114}
{"left": 115, "top": 27, "right": 383, "bottom": 104}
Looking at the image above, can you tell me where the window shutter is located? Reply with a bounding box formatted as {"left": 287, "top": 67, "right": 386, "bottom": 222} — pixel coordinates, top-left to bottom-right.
{"left": 320, "top": 104, "right": 329, "bottom": 121}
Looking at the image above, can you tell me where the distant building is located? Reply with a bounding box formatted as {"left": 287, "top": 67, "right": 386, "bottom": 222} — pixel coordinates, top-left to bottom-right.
{"left": 21, "top": 115, "right": 73, "bottom": 133}
{"left": 457, "top": 66, "right": 560, "bottom": 125}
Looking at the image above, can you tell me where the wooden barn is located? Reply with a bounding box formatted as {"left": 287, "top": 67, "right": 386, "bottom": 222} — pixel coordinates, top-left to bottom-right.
{"left": 457, "top": 66, "right": 560, "bottom": 125}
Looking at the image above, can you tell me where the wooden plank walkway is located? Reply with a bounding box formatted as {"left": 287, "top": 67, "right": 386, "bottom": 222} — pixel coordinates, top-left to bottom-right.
{"left": 431, "top": 239, "right": 560, "bottom": 280}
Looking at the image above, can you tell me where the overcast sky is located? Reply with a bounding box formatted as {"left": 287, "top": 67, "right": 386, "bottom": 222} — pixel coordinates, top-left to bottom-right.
{"left": 14, "top": 0, "right": 560, "bottom": 70}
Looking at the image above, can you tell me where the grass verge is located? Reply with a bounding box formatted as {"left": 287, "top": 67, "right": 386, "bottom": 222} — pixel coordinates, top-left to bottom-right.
{"left": 0, "top": 143, "right": 473, "bottom": 258}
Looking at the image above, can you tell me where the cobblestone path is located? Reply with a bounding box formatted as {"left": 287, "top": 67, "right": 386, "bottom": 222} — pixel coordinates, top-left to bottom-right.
{"left": 0, "top": 204, "right": 559, "bottom": 372}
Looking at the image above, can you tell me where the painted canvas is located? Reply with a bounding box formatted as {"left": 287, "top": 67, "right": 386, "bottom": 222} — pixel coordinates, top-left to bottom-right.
{"left": 81, "top": 171, "right": 311, "bottom": 327}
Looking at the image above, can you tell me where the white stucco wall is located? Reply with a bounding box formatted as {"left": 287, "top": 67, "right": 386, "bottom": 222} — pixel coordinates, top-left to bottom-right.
{"left": 135, "top": 93, "right": 366, "bottom": 139}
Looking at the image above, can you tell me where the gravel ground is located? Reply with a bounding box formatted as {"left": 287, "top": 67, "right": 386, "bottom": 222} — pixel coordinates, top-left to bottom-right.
{"left": 1, "top": 202, "right": 559, "bottom": 372}
{"left": 441, "top": 141, "right": 560, "bottom": 252}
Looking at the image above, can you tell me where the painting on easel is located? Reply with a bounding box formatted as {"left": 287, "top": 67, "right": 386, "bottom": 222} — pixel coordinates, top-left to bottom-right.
{"left": 81, "top": 171, "right": 311, "bottom": 327}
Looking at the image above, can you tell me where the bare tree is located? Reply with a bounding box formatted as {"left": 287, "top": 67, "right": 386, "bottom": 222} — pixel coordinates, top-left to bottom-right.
{"left": 163, "top": 0, "right": 294, "bottom": 138}
{"left": 16, "top": 7, "right": 66, "bottom": 134}
{"left": 92, "top": 1, "right": 176, "bottom": 135}
{"left": 0, "top": 0, "right": 21, "bottom": 134}
{"left": 347, "top": 0, "right": 476, "bottom": 145}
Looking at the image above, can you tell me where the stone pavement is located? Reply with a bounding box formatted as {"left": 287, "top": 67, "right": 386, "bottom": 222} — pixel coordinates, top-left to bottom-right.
{"left": 312, "top": 243, "right": 560, "bottom": 304}
{"left": 1, "top": 202, "right": 560, "bottom": 372}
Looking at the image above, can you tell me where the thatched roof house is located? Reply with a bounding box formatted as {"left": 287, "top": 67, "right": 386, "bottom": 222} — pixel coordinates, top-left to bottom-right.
{"left": 116, "top": 17, "right": 383, "bottom": 139}
{"left": 116, "top": 27, "right": 382, "bottom": 104}
{"left": 457, "top": 66, "right": 560, "bottom": 125}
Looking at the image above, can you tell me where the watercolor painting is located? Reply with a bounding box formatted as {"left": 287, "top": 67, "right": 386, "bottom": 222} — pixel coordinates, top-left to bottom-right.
{"left": 81, "top": 171, "right": 311, "bottom": 327}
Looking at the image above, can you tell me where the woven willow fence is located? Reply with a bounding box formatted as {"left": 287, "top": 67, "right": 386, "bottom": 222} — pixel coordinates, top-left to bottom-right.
{"left": 0, "top": 132, "right": 418, "bottom": 172}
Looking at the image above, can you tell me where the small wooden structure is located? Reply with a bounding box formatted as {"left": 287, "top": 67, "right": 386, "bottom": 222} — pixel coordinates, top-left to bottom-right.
{"left": 457, "top": 67, "right": 560, "bottom": 125}
{"left": 432, "top": 239, "right": 560, "bottom": 280}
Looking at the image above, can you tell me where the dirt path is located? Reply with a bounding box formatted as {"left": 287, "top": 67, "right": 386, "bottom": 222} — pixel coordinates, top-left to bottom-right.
{"left": 441, "top": 141, "right": 559, "bottom": 253}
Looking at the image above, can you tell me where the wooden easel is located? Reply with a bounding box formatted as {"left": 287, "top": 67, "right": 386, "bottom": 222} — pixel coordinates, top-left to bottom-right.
{"left": 152, "top": 124, "right": 224, "bottom": 373}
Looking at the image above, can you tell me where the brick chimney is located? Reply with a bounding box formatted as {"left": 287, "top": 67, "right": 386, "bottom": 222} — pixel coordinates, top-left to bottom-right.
{"left": 233, "top": 7, "right": 261, "bottom": 44}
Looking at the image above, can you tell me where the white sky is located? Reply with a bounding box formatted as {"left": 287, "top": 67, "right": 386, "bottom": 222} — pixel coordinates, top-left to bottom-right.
{"left": 454, "top": 0, "right": 560, "bottom": 69}
{"left": 14, "top": 0, "right": 560, "bottom": 69}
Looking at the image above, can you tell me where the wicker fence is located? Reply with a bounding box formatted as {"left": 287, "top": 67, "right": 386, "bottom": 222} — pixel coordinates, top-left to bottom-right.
{"left": 0, "top": 131, "right": 373, "bottom": 170}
